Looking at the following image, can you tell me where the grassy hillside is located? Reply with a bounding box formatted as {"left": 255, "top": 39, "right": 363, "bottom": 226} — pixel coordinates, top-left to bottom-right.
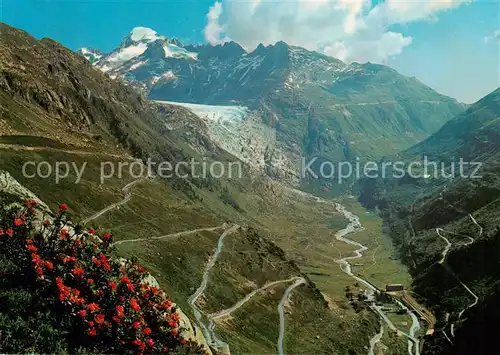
{"left": 0, "top": 23, "right": 402, "bottom": 354}
{"left": 358, "top": 87, "right": 500, "bottom": 354}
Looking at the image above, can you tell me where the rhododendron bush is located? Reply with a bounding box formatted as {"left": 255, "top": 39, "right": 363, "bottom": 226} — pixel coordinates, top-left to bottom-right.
{"left": 0, "top": 199, "right": 206, "bottom": 354}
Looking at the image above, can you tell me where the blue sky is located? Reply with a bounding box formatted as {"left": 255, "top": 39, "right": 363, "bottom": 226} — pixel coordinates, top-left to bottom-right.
{"left": 2, "top": 0, "right": 499, "bottom": 103}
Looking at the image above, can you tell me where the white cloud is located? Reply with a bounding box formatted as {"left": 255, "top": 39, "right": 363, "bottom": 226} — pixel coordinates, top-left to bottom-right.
{"left": 203, "top": 1, "right": 231, "bottom": 45}
{"left": 203, "top": 0, "right": 470, "bottom": 63}
{"left": 483, "top": 29, "right": 500, "bottom": 43}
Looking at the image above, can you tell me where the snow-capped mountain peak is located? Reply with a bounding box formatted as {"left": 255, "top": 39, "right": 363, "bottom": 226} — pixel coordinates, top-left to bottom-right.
{"left": 125, "top": 27, "right": 163, "bottom": 44}
{"left": 87, "top": 27, "right": 198, "bottom": 73}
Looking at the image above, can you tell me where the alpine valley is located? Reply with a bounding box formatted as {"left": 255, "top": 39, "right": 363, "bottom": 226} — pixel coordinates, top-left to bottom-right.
{"left": 0, "top": 22, "right": 498, "bottom": 355}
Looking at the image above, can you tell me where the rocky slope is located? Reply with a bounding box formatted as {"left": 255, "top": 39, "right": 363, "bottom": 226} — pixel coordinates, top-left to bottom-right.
{"left": 1, "top": 23, "right": 383, "bottom": 354}
{"left": 359, "top": 88, "right": 500, "bottom": 354}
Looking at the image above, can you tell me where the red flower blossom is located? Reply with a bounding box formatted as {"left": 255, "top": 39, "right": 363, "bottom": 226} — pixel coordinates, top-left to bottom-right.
{"left": 55, "top": 276, "right": 63, "bottom": 285}
{"left": 180, "top": 339, "right": 188, "bottom": 345}
{"left": 6, "top": 229, "right": 14, "bottom": 237}
{"left": 88, "top": 321, "right": 94, "bottom": 327}
{"left": 0, "top": 230, "right": 4, "bottom": 236}
{"left": 25, "top": 199, "right": 37, "bottom": 207}
{"left": 116, "top": 305, "right": 124, "bottom": 314}
{"left": 87, "top": 303, "right": 100, "bottom": 313}
{"left": 146, "top": 338, "right": 155, "bottom": 347}
{"left": 168, "top": 321, "right": 177, "bottom": 328}
{"left": 133, "top": 339, "right": 143, "bottom": 348}
{"left": 87, "top": 278, "right": 94, "bottom": 285}
{"left": 137, "top": 266, "right": 145, "bottom": 273}
{"left": 162, "top": 346, "right": 169, "bottom": 352}
{"left": 170, "top": 328, "right": 178, "bottom": 336}
{"left": 87, "top": 328, "right": 96, "bottom": 336}
{"left": 109, "top": 281, "right": 117, "bottom": 290}
{"left": 94, "top": 313, "right": 105, "bottom": 325}
{"left": 171, "top": 312, "right": 181, "bottom": 322}
{"left": 96, "top": 290, "right": 104, "bottom": 297}
{"left": 103, "top": 262, "right": 111, "bottom": 272}
{"left": 45, "top": 260, "right": 54, "bottom": 270}
{"left": 112, "top": 315, "right": 121, "bottom": 323}
{"left": 14, "top": 217, "right": 23, "bottom": 226}
{"left": 72, "top": 266, "right": 85, "bottom": 278}
{"left": 130, "top": 298, "right": 141, "bottom": 312}
{"left": 103, "top": 232, "right": 111, "bottom": 240}
{"left": 59, "top": 229, "right": 69, "bottom": 240}
{"left": 142, "top": 327, "right": 152, "bottom": 336}
{"left": 126, "top": 283, "right": 134, "bottom": 291}
{"left": 59, "top": 293, "right": 66, "bottom": 301}
{"left": 132, "top": 321, "right": 141, "bottom": 329}
{"left": 88, "top": 228, "right": 95, "bottom": 235}
{"left": 59, "top": 203, "right": 68, "bottom": 212}
{"left": 35, "top": 267, "right": 44, "bottom": 275}
{"left": 92, "top": 257, "right": 101, "bottom": 266}
{"left": 27, "top": 244, "right": 38, "bottom": 253}
{"left": 78, "top": 310, "right": 87, "bottom": 318}
{"left": 119, "top": 275, "right": 130, "bottom": 284}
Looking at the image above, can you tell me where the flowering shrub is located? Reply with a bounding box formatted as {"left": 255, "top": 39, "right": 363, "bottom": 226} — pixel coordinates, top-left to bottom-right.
{"left": 0, "top": 200, "right": 207, "bottom": 354}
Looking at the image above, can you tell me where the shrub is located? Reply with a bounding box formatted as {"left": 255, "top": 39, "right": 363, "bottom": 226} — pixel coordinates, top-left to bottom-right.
{"left": 0, "top": 200, "right": 207, "bottom": 354}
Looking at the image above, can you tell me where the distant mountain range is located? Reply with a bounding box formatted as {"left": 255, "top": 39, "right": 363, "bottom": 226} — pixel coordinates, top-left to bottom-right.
{"left": 79, "top": 27, "right": 467, "bottom": 193}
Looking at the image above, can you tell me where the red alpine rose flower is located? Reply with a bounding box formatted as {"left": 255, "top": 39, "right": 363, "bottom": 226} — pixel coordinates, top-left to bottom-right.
{"left": 25, "top": 199, "right": 37, "bottom": 207}
{"left": 116, "top": 305, "right": 124, "bottom": 313}
{"left": 137, "top": 266, "right": 145, "bottom": 273}
{"left": 14, "top": 217, "right": 23, "bottom": 226}
{"left": 87, "top": 328, "right": 97, "bottom": 336}
{"left": 132, "top": 321, "right": 141, "bottom": 329}
{"left": 6, "top": 229, "right": 14, "bottom": 237}
{"left": 94, "top": 313, "right": 105, "bottom": 325}
{"left": 44, "top": 260, "right": 54, "bottom": 270}
{"left": 35, "top": 267, "right": 43, "bottom": 275}
{"left": 132, "top": 339, "right": 143, "bottom": 348}
{"left": 130, "top": 298, "right": 141, "bottom": 312}
{"left": 142, "top": 327, "right": 152, "bottom": 336}
{"left": 146, "top": 338, "right": 155, "bottom": 347}
{"left": 103, "top": 232, "right": 111, "bottom": 240}
{"left": 27, "top": 244, "right": 38, "bottom": 253}
{"left": 119, "top": 275, "right": 130, "bottom": 284}
{"left": 72, "top": 266, "right": 85, "bottom": 278}
{"left": 78, "top": 310, "right": 87, "bottom": 318}
{"left": 87, "top": 303, "right": 100, "bottom": 313}
{"left": 88, "top": 228, "right": 95, "bottom": 235}
{"left": 87, "top": 278, "right": 94, "bottom": 285}
{"left": 59, "top": 203, "right": 68, "bottom": 212}
{"left": 109, "top": 281, "right": 117, "bottom": 290}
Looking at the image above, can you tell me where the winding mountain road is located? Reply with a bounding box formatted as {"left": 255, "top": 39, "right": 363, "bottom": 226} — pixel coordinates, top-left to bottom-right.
{"left": 111, "top": 225, "right": 226, "bottom": 247}
{"left": 277, "top": 277, "right": 307, "bottom": 355}
{"left": 82, "top": 175, "right": 151, "bottom": 224}
{"left": 435, "top": 191, "right": 482, "bottom": 338}
{"left": 187, "top": 224, "right": 240, "bottom": 352}
{"left": 368, "top": 323, "right": 384, "bottom": 355}
{"left": 436, "top": 228, "right": 452, "bottom": 264}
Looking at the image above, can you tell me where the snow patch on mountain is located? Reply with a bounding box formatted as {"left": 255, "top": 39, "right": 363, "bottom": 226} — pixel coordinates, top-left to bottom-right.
{"left": 101, "top": 43, "right": 149, "bottom": 72}
{"left": 129, "top": 27, "right": 160, "bottom": 42}
{"left": 163, "top": 44, "right": 198, "bottom": 60}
